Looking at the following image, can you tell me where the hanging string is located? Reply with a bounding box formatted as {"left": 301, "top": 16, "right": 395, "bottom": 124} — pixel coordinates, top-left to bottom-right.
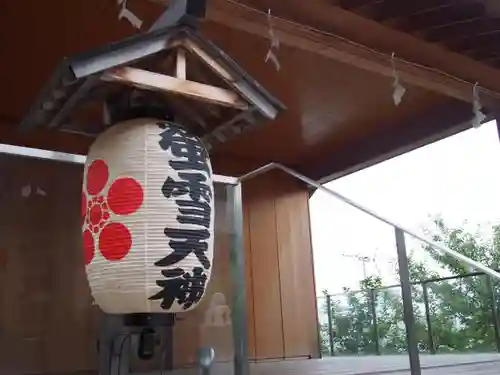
{"left": 391, "top": 52, "right": 406, "bottom": 106}
{"left": 224, "top": 0, "right": 500, "bottom": 103}
{"left": 264, "top": 9, "right": 281, "bottom": 71}
{"left": 117, "top": 0, "right": 143, "bottom": 29}
{"left": 472, "top": 83, "right": 486, "bottom": 128}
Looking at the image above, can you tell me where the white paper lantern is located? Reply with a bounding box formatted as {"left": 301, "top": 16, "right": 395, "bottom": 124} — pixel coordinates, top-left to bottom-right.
{"left": 81, "top": 118, "right": 215, "bottom": 314}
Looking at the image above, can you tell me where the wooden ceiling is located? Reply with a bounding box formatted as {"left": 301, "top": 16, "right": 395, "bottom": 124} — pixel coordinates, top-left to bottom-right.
{"left": 0, "top": 0, "right": 499, "bottom": 181}
{"left": 338, "top": 0, "right": 500, "bottom": 68}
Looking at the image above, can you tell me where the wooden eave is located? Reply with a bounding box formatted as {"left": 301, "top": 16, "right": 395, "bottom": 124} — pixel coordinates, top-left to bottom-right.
{"left": 1, "top": 0, "right": 499, "bottom": 181}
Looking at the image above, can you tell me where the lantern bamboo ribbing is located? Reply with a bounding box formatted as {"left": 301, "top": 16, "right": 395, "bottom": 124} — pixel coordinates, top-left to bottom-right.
{"left": 82, "top": 118, "right": 215, "bottom": 314}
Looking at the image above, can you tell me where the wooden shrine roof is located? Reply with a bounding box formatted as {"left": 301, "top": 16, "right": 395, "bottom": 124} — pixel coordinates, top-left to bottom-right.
{"left": 1, "top": 0, "right": 500, "bottom": 181}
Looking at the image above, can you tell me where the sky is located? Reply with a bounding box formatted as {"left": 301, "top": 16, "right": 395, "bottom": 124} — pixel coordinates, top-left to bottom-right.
{"left": 310, "top": 120, "right": 500, "bottom": 295}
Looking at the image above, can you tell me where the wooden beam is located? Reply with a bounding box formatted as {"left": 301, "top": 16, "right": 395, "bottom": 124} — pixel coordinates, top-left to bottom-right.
{"left": 338, "top": 0, "right": 372, "bottom": 10}
{"left": 182, "top": 39, "right": 234, "bottom": 81}
{"left": 101, "top": 66, "right": 247, "bottom": 109}
{"left": 205, "top": 0, "right": 500, "bottom": 109}
{"left": 176, "top": 49, "right": 187, "bottom": 80}
{"left": 300, "top": 99, "right": 477, "bottom": 183}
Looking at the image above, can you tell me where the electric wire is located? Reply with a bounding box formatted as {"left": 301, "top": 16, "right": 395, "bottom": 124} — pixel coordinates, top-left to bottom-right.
{"left": 117, "top": 333, "right": 132, "bottom": 375}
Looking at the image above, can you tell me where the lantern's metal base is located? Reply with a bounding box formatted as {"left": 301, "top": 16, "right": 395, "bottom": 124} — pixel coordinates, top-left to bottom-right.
{"left": 98, "top": 313, "right": 175, "bottom": 375}
{"left": 123, "top": 312, "right": 175, "bottom": 327}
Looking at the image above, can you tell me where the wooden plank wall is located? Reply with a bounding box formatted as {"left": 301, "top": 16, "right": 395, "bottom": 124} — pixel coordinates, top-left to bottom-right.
{"left": 0, "top": 155, "right": 99, "bottom": 375}
{"left": 0, "top": 155, "right": 319, "bottom": 374}
{"left": 172, "top": 170, "right": 321, "bottom": 364}
{"left": 242, "top": 171, "right": 320, "bottom": 360}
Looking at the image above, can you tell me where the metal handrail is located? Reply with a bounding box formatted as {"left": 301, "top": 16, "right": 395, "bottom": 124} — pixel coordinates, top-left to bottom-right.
{"left": 238, "top": 162, "right": 500, "bottom": 281}
{"left": 323, "top": 268, "right": 500, "bottom": 298}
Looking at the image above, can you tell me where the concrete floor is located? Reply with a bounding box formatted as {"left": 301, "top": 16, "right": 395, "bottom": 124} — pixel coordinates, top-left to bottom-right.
{"left": 247, "top": 353, "right": 500, "bottom": 374}
{"left": 394, "top": 362, "right": 500, "bottom": 375}
{"left": 157, "top": 353, "right": 500, "bottom": 375}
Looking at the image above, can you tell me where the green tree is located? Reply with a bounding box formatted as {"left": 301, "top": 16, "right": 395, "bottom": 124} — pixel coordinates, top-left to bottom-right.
{"left": 418, "top": 219, "right": 500, "bottom": 352}
{"left": 320, "top": 219, "right": 500, "bottom": 356}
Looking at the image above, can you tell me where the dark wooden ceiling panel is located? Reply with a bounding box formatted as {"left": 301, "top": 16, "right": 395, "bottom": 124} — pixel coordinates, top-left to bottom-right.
{"left": 396, "top": 3, "right": 486, "bottom": 33}
{"left": 336, "top": 0, "right": 500, "bottom": 70}
{"left": 425, "top": 17, "right": 500, "bottom": 43}
{"left": 371, "top": 0, "right": 455, "bottom": 22}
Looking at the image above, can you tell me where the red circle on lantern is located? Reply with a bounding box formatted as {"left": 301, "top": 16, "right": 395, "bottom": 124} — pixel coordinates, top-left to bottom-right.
{"left": 86, "top": 160, "right": 108, "bottom": 195}
{"left": 107, "top": 178, "right": 143, "bottom": 215}
{"left": 99, "top": 222, "right": 132, "bottom": 261}
{"left": 89, "top": 204, "right": 102, "bottom": 225}
{"left": 83, "top": 230, "right": 95, "bottom": 265}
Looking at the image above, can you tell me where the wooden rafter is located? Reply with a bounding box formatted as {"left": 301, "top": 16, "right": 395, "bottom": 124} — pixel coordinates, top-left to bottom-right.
{"left": 338, "top": 0, "right": 371, "bottom": 10}
{"left": 397, "top": 2, "right": 486, "bottom": 33}
{"left": 425, "top": 17, "right": 496, "bottom": 42}
{"left": 370, "top": 0, "right": 453, "bottom": 22}
{"left": 205, "top": 0, "right": 500, "bottom": 109}
{"left": 101, "top": 67, "right": 247, "bottom": 109}
{"left": 182, "top": 39, "right": 234, "bottom": 81}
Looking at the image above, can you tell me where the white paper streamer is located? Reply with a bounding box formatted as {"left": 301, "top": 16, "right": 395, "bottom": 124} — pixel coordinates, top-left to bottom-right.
{"left": 117, "top": 0, "right": 143, "bottom": 29}
{"left": 391, "top": 53, "right": 406, "bottom": 106}
{"left": 20, "top": 184, "right": 47, "bottom": 198}
{"left": 265, "top": 9, "right": 281, "bottom": 71}
{"left": 472, "top": 83, "right": 486, "bottom": 129}
{"left": 36, "top": 187, "right": 47, "bottom": 197}
{"left": 21, "top": 184, "right": 31, "bottom": 198}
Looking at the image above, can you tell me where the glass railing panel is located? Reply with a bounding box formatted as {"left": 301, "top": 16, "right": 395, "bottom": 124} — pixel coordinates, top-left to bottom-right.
{"left": 374, "top": 286, "right": 406, "bottom": 355}
{"left": 332, "top": 290, "right": 377, "bottom": 356}
{"left": 425, "top": 274, "right": 499, "bottom": 354}
{"left": 317, "top": 271, "right": 500, "bottom": 359}
{"left": 142, "top": 182, "right": 239, "bottom": 375}
{"left": 316, "top": 295, "right": 331, "bottom": 356}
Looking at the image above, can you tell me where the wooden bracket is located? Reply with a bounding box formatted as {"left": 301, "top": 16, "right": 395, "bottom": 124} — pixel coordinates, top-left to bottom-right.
{"left": 100, "top": 37, "right": 251, "bottom": 110}
{"left": 101, "top": 66, "right": 247, "bottom": 109}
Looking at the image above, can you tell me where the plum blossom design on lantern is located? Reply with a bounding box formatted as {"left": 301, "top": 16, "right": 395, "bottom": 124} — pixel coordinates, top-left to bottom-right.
{"left": 82, "top": 159, "right": 144, "bottom": 265}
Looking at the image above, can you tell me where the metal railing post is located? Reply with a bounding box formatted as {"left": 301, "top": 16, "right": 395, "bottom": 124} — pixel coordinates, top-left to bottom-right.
{"left": 422, "top": 282, "right": 435, "bottom": 354}
{"left": 326, "top": 294, "right": 335, "bottom": 356}
{"left": 485, "top": 275, "right": 500, "bottom": 353}
{"left": 395, "top": 228, "right": 421, "bottom": 375}
{"left": 369, "top": 289, "right": 380, "bottom": 355}
{"left": 227, "top": 183, "right": 249, "bottom": 375}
